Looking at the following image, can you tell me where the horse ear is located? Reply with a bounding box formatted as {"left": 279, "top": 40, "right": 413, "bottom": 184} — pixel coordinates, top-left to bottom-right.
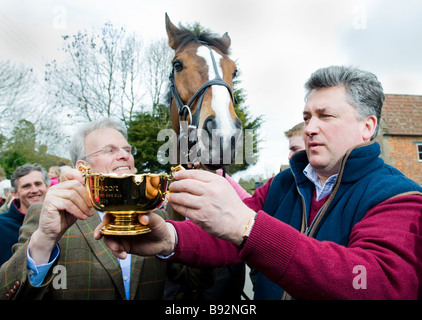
{"left": 221, "top": 32, "right": 231, "bottom": 49}
{"left": 165, "top": 13, "right": 180, "bottom": 50}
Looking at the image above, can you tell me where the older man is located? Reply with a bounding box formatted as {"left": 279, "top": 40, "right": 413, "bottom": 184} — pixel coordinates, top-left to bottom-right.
{"left": 97, "top": 66, "right": 422, "bottom": 299}
{"left": 0, "top": 119, "right": 167, "bottom": 300}
{"left": 0, "top": 164, "right": 49, "bottom": 265}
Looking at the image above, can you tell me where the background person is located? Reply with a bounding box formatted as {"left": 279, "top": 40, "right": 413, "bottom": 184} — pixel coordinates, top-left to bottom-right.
{"left": 284, "top": 122, "right": 305, "bottom": 160}
{"left": 0, "top": 187, "right": 14, "bottom": 214}
{"left": 0, "top": 164, "right": 49, "bottom": 266}
{"left": 0, "top": 166, "right": 10, "bottom": 208}
{"left": 47, "top": 166, "right": 60, "bottom": 186}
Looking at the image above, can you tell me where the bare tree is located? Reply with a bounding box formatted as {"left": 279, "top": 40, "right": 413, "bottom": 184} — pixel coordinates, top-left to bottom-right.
{"left": 45, "top": 22, "right": 145, "bottom": 126}
{"left": 142, "top": 38, "right": 173, "bottom": 113}
{"left": 0, "top": 58, "right": 35, "bottom": 131}
{"left": 119, "top": 32, "right": 145, "bottom": 124}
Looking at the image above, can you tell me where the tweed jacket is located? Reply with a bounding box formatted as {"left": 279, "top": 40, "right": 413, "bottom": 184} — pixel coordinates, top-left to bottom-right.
{"left": 0, "top": 203, "right": 167, "bottom": 300}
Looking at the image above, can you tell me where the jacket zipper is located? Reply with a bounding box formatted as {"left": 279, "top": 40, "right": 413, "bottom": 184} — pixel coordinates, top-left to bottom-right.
{"left": 302, "top": 142, "right": 357, "bottom": 237}
{"left": 281, "top": 175, "right": 307, "bottom": 301}
{"left": 281, "top": 184, "right": 335, "bottom": 300}
{"left": 281, "top": 146, "right": 355, "bottom": 300}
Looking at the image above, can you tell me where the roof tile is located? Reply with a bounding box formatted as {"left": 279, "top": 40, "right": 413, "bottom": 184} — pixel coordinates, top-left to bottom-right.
{"left": 381, "top": 94, "right": 422, "bottom": 135}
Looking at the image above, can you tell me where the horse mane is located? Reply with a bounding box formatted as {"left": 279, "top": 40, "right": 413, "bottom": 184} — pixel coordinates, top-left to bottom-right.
{"left": 173, "top": 27, "right": 230, "bottom": 55}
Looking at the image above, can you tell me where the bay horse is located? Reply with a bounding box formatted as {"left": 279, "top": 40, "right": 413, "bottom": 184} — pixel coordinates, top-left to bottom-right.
{"left": 165, "top": 13, "right": 242, "bottom": 170}
{"left": 164, "top": 15, "right": 249, "bottom": 300}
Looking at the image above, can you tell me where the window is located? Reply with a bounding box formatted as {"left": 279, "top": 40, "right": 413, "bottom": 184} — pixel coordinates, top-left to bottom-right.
{"left": 417, "top": 143, "right": 422, "bottom": 162}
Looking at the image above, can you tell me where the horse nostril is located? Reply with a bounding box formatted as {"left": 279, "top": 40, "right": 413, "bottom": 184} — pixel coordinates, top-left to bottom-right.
{"left": 204, "top": 116, "right": 218, "bottom": 134}
{"left": 235, "top": 118, "right": 242, "bottom": 130}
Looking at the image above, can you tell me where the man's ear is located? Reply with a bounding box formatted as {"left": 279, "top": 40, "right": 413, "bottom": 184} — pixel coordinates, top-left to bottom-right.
{"left": 362, "top": 115, "right": 377, "bottom": 141}
{"left": 75, "top": 160, "right": 87, "bottom": 169}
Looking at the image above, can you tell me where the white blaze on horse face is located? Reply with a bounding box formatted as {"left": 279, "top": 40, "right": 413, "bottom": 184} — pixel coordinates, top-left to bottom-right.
{"left": 196, "top": 46, "right": 236, "bottom": 139}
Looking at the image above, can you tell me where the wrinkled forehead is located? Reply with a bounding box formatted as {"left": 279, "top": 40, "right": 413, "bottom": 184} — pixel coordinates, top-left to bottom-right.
{"left": 84, "top": 128, "right": 129, "bottom": 151}
{"left": 16, "top": 170, "right": 44, "bottom": 188}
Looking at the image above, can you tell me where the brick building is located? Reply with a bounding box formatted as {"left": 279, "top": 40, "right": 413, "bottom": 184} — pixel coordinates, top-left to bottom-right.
{"left": 376, "top": 94, "right": 422, "bottom": 185}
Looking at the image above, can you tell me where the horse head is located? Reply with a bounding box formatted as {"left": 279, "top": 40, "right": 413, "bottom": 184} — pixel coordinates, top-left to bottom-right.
{"left": 166, "top": 14, "right": 242, "bottom": 170}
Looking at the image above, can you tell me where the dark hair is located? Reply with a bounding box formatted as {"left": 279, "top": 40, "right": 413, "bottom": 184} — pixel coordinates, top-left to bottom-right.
{"left": 304, "top": 65, "right": 385, "bottom": 139}
{"left": 10, "top": 163, "right": 49, "bottom": 191}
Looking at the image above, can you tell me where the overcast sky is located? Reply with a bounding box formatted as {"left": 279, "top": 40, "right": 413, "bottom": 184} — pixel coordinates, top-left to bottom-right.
{"left": 1, "top": 0, "right": 421, "bottom": 179}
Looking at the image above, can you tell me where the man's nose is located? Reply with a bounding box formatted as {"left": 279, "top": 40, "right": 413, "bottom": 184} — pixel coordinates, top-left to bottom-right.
{"left": 116, "top": 147, "right": 130, "bottom": 159}
{"left": 28, "top": 185, "right": 39, "bottom": 193}
{"left": 304, "top": 118, "right": 319, "bottom": 136}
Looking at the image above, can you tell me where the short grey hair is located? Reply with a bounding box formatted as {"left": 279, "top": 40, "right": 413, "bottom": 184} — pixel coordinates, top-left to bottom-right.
{"left": 304, "top": 65, "right": 385, "bottom": 139}
{"left": 69, "top": 118, "right": 129, "bottom": 167}
{"left": 10, "top": 163, "right": 49, "bottom": 191}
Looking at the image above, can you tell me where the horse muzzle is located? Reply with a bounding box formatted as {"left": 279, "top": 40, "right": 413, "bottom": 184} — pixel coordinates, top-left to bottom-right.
{"left": 195, "top": 116, "right": 242, "bottom": 169}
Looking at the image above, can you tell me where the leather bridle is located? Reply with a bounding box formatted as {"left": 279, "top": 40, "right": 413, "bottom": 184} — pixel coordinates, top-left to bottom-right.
{"left": 168, "top": 43, "right": 235, "bottom": 134}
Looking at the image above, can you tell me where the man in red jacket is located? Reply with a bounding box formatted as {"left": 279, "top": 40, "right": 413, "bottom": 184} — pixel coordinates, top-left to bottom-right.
{"left": 96, "top": 66, "right": 422, "bottom": 299}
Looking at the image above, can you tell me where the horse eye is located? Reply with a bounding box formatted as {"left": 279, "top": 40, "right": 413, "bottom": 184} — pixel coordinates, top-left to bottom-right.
{"left": 232, "top": 69, "right": 238, "bottom": 78}
{"left": 173, "top": 61, "right": 183, "bottom": 72}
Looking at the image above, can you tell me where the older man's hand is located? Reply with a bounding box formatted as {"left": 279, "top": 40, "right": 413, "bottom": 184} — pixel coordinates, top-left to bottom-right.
{"left": 94, "top": 212, "right": 177, "bottom": 259}
{"left": 28, "top": 168, "right": 94, "bottom": 265}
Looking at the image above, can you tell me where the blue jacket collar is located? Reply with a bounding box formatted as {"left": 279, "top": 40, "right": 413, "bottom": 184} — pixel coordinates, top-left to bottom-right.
{"left": 289, "top": 141, "right": 383, "bottom": 186}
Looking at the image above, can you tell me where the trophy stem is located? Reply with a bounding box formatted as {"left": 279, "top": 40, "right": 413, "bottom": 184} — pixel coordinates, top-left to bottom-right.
{"left": 101, "top": 211, "right": 151, "bottom": 236}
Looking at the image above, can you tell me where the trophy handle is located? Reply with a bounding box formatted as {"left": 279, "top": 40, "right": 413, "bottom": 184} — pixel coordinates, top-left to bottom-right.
{"left": 162, "top": 165, "right": 185, "bottom": 199}
{"left": 78, "top": 164, "right": 91, "bottom": 178}
{"left": 169, "top": 165, "right": 185, "bottom": 181}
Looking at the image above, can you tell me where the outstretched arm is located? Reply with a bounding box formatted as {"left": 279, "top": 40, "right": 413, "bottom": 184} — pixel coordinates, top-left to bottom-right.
{"left": 167, "top": 169, "right": 256, "bottom": 246}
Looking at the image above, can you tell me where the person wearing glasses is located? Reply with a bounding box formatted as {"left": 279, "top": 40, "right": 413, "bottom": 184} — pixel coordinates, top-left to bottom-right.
{"left": 0, "top": 118, "right": 167, "bottom": 300}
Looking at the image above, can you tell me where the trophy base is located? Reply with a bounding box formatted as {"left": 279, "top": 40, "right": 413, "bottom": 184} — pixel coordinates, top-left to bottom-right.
{"left": 100, "top": 225, "right": 151, "bottom": 236}
{"left": 100, "top": 211, "right": 152, "bottom": 236}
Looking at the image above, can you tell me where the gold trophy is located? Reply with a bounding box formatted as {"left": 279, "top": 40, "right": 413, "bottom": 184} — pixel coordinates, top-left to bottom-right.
{"left": 79, "top": 165, "right": 183, "bottom": 235}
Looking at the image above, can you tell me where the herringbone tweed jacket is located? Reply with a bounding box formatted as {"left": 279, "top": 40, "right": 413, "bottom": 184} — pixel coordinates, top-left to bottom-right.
{"left": 0, "top": 203, "right": 167, "bottom": 300}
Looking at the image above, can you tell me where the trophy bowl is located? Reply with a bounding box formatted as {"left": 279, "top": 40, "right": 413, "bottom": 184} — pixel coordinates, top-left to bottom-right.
{"left": 79, "top": 165, "right": 183, "bottom": 235}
